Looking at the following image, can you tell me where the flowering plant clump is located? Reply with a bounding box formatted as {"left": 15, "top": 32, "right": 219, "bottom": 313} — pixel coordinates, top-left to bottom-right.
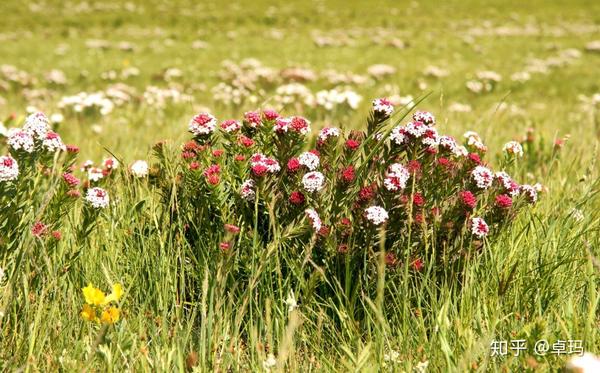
{"left": 150, "top": 99, "right": 541, "bottom": 308}
{"left": 80, "top": 283, "right": 123, "bottom": 324}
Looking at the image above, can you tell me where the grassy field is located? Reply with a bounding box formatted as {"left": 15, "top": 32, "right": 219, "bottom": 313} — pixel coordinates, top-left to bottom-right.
{"left": 1, "top": 0, "right": 600, "bottom": 371}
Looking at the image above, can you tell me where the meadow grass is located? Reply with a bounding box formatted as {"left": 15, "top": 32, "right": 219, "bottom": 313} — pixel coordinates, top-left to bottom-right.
{"left": 1, "top": 0, "right": 600, "bottom": 371}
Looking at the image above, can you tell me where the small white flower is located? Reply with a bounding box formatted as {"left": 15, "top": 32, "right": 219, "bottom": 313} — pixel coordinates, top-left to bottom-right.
{"left": 503, "top": 141, "right": 524, "bottom": 157}
{"left": 384, "top": 163, "right": 410, "bottom": 192}
{"left": 284, "top": 290, "right": 298, "bottom": 312}
{"left": 130, "top": 160, "right": 149, "bottom": 177}
{"left": 383, "top": 349, "right": 400, "bottom": 364}
{"left": 520, "top": 184, "right": 538, "bottom": 203}
{"left": 372, "top": 98, "right": 394, "bottom": 117}
{"left": 565, "top": 352, "right": 600, "bottom": 372}
{"left": 85, "top": 187, "right": 110, "bottom": 209}
{"left": 302, "top": 171, "right": 325, "bottom": 193}
{"left": 50, "top": 113, "right": 64, "bottom": 124}
{"left": 305, "top": 208, "right": 322, "bottom": 232}
{"left": 0, "top": 155, "right": 19, "bottom": 182}
{"left": 365, "top": 206, "right": 389, "bottom": 225}
{"left": 42, "top": 132, "right": 66, "bottom": 152}
{"left": 298, "top": 151, "right": 320, "bottom": 171}
{"left": 240, "top": 179, "right": 255, "bottom": 201}
{"left": 413, "top": 110, "right": 435, "bottom": 125}
{"left": 470, "top": 217, "right": 489, "bottom": 238}
{"left": 23, "top": 112, "right": 50, "bottom": 140}
{"left": 88, "top": 167, "right": 104, "bottom": 182}
{"left": 263, "top": 354, "right": 277, "bottom": 370}
{"left": 390, "top": 125, "right": 407, "bottom": 146}
{"left": 318, "top": 127, "right": 340, "bottom": 144}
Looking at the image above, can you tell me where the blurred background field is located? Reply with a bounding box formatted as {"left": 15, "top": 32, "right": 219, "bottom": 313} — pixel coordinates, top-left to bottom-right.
{"left": 1, "top": 0, "right": 599, "bottom": 163}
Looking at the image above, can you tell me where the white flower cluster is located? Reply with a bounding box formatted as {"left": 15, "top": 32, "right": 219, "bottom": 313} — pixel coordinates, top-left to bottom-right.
{"left": 219, "top": 119, "right": 241, "bottom": 133}
{"left": 315, "top": 88, "right": 362, "bottom": 110}
{"left": 372, "top": 98, "right": 394, "bottom": 117}
{"left": 384, "top": 163, "right": 410, "bottom": 192}
{"left": 7, "top": 130, "right": 35, "bottom": 153}
{"left": 143, "top": 86, "right": 193, "bottom": 108}
{"left": 470, "top": 217, "right": 489, "bottom": 238}
{"left": 58, "top": 91, "right": 115, "bottom": 116}
{"left": 305, "top": 208, "right": 322, "bottom": 232}
{"left": 85, "top": 187, "right": 110, "bottom": 209}
{"left": 318, "top": 127, "right": 340, "bottom": 144}
{"left": 188, "top": 112, "right": 217, "bottom": 136}
{"left": 503, "top": 141, "right": 524, "bottom": 157}
{"left": 42, "top": 132, "right": 66, "bottom": 152}
{"left": 23, "top": 112, "right": 50, "bottom": 139}
{"left": 495, "top": 171, "right": 520, "bottom": 197}
{"left": 471, "top": 166, "right": 494, "bottom": 189}
{"left": 240, "top": 179, "right": 256, "bottom": 201}
{"left": 0, "top": 155, "right": 19, "bottom": 182}
{"left": 365, "top": 206, "right": 389, "bottom": 226}
{"left": 302, "top": 171, "right": 325, "bottom": 193}
{"left": 298, "top": 151, "right": 320, "bottom": 171}
{"left": 250, "top": 153, "right": 281, "bottom": 173}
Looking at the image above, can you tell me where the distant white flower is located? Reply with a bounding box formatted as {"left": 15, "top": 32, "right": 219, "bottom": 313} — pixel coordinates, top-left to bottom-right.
{"left": 365, "top": 206, "right": 388, "bottom": 225}
{"left": 570, "top": 208, "right": 584, "bottom": 222}
{"left": 50, "top": 113, "right": 64, "bottom": 124}
{"left": 130, "top": 160, "right": 149, "bottom": 177}
{"left": 383, "top": 349, "right": 400, "bottom": 363}
{"left": 503, "top": 141, "right": 524, "bottom": 157}
{"left": 284, "top": 290, "right": 298, "bottom": 312}
{"left": 263, "top": 354, "right": 277, "bottom": 370}
{"left": 415, "top": 360, "right": 429, "bottom": 373}
{"left": 298, "top": 151, "right": 320, "bottom": 171}
{"left": 87, "top": 167, "right": 104, "bottom": 182}
{"left": 302, "top": 171, "right": 325, "bottom": 193}
{"left": 85, "top": 187, "right": 110, "bottom": 209}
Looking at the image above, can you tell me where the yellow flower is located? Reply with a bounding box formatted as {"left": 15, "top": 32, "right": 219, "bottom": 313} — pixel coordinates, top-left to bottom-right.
{"left": 80, "top": 304, "right": 97, "bottom": 322}
{"left": 104, "top": 283, "right": 123, "bottom": 304}
{"left": 82, "top": 283, "right": 106, "bottom": 306}
{"left": 100, "top": 306, "right": 120, "bottom": 324}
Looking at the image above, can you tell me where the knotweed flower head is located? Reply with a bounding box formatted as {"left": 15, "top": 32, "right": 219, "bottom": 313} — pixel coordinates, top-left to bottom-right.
{"left": 471, "top": 166, "right": 494, "bottom": 189}
{"left": 298, "top": 151, "right": 320, "bottom": 171}
{"left": 273, "top": 117, "right": 290, "bottom": 133}
{"left": 365, "top": 206, "right": 389, "bottom": 226}
{"left": 188, "top": 112, "right": 217, "bottom": 136}
{"left": 85, "top": 187, "right": 109, "bottom": 208}
{"left": 88, "top": 167, "right": 104, "bottom": 182}
{"left": 130, "top": 160, "right": 149, "bottom": 177}
{"left": 42, "top": 131, "right": 66, "bottom": 152}
{"left": 372, "top": 98, "right": 394, "bottom": 118}
{"left": 345, "top": 138, "right": 361, "bottom": 150}
{"left": 250, "top": 153, "right": 280, "bottom": 176}
{"left": 262, "top": 109, "right": 280, "bottom": 121}
{"left": 317, "top": 127, "right": 340, "bottom": 146}
{"left": 220, "top": 119, "right": 241, "bottom": 133}
{"left": 7, "top": 130, "right": 34, "bottom": 153}
{"left": 470, "top": 217, "right": 489, "bottom": 238}
{"left": 62, "top": 172, "right": 80, "bottom": 187}
{"left": 289, "top": 191, "right": 305, "bottom": 205}
{"left": 23, "top": 112, "right": 50, "bottom": 140}
{"left": 0, "top": 155, "right": 19, "bottom": 182}
{"left": 103, "top": 157, "right": 119, "bottom": 170}
{"left": 384, "top": 163, "right": 410, "bottom": 192}
{"left": 305, "top": 208, "right": 322, "bottom": 232}
{"left": 503, "top": 141, "right": 524, "bottom": 157}
{"left": 390, "top": 126, "right": 407, "bottom": 146}
{"left": 289, "top": 116, "right": 311, "bottom": 135}
{"left": 240, "top": 179, "right": 255, "bottom": 201}
{"left": 243, "top": 111, "right": 261, "bottom": 128}
{"left": 341, "top": 165, "right": 355, "bottom": 183}
{"left": 413, "top": 111, "right": 436, "bottom": 126}
{"left": 520, "top": 184, "right": 538, "bottom": 203}
{"left": 31, "top": 221, "right": 48, "bottom": 237}
{"left": 495, "top": 194, "right": 513, "bottom": 209}
{"left": 302, "top": 171, "right": 325, "bottom": 193}
{"left": 459, "top": 190, "right": 477, "bottom": 209}
{"left": 495, "top": 171, "right": 520, "bottom": 196}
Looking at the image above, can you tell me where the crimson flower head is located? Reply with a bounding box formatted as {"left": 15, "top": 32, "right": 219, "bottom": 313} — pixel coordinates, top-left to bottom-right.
{"left": 341, "top": 165, "right": 355, "bottom": 183}
{"left": 345, "top": 139, "right": 360, "bottom": 150}
{"left": 251, "top": 164, "right": 268, "bottom": 177}
{"left": 66, "top": 144, "right": 80, "bottom": 153}
{"left": 459, "top": 190, "right": 477, "bottom": 209}
{"left": 31, "top": 221, "right": 48, "bottom": 237}
{"left": 385, "top": 252, "right": 398, "bottom": 267}
{"left": 239, "top": 135, "right": 255, "bottom": 148}
{"left": 407, "top": 160, "right": 421, "bottom": 174}
{"left": 262, "top": 109, "right": 280, "bottom": 121}
{"left": 224, "top": 224, "right": 240, "bottom": 234}
{"left": 468, "top": 153, "right": 481, "bottom": 165}
{"left": 204, "top": 164, "right": 220, "bottom": 177}
{"left": 495, "top": 194, "right": 513, "bottom": 209}
{"left": 189, "top": 161, "right": 200, "bottom": 170}
{"left": 234, "top": 154, "right": 246, "bottom": 162}
{"left": 244, "top": 111, "right": 261, "bottom": 128}
{"left": 358, "top": 185, "right": 375, "bottom": 202}
{"left": 212, "top": 149, "right": 224, "bottom": 157}
{"left": 219, "top": 242, "right": 231, "bottom": 252}
{"left": 318, "top": 225, "right": 330, "bottom": 237}
{"left": 338, "top": 244, "right": 349, "bottom": 254}
{"left": 412, "top": 192, "right": 425, "bottom": 206}
{"left": 289, "top": 191, "right": 305, "bottom": 205}
{"left": 51, "top": 230, "right": 62, "bottom": 240}
{"left": 62, "top": 172, "right": 80, "bottom": 187}
{"left": 287, "top": 158, "right": 300, "bottom": 173}
{"left": 206, "top": 174, "right": 220, "bottom": 185}
{"left": 412, "top": 258, "right": 424, "bottom": 271}
{"left": 340, "top": 217, "right": 351, "bottom": 226}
